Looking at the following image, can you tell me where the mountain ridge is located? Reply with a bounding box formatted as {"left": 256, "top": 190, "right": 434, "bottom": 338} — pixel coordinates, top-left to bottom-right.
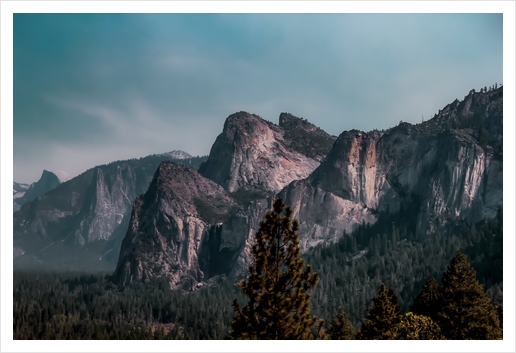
{"left": 115, "top": 87, "right": 502, "bottom": 288}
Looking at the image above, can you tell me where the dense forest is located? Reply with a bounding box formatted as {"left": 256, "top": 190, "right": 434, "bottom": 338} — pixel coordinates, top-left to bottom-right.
{"left": 13, "top": 208, "right": 502, "bottom": 339}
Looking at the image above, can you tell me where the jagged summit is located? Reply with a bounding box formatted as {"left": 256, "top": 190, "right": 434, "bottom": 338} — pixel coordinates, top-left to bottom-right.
{"left": 199, "top": 111, "right": 320, "bottom": 193}
{"left": 114, "top": 161, "right": 237, "bottom": 290}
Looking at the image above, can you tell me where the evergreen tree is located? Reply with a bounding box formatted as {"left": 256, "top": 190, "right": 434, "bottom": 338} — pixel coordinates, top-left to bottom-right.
{"left": 357, "top": 283, "right": 402, "bottom": 340}
{"left": 396, "top": 312, "right": 443, "bottom": 340}
{"left": 327, "top": 307, "right": 356, "bottom": 340}
{"left": 411, "top": 278, "right": 442, "bottom": 322}
{"left": 438, "top": 252, "right": 502, "bottom": 339}
{"left": 230, "top": 198, "right": 324, "bottom": 340}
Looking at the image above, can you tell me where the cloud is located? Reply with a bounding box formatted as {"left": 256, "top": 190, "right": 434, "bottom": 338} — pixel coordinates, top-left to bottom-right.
{"left": 13, "top": 13, "right": 503, "bottom": 183}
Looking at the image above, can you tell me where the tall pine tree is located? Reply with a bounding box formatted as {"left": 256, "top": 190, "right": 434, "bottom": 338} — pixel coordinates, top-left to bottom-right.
{"left": 411, "top": 278, "right": 442, "bottom": 322}
{"left": 357, "top": 283, "right": 402, "bottom": 340}
{"left": 438, "top": 252, "right": 502, "bottom": 339}
{"left": 230, "top": 198, "right": 325, "bottom": 340}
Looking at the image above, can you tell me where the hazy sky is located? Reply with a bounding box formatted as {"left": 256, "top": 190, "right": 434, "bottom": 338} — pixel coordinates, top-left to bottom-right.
{"left": 13, "top": 13, "right": 503, "bottom": 183}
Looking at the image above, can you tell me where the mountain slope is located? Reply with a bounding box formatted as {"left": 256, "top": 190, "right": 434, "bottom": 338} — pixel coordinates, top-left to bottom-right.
{"left": 198, "top": 111, "right": 328, "bottom": 193}
{"left": 115, "top": 112, "right": 336, "bottom": 288}
{"left": 280, "top": 87, "right": 503, "bottom": 247}
{"left": 114, "top": 162, "right": 238, "bottom": 290}
{"left": 13, "top": 170, "right": 70, "bottom": 212}
{"left": 114, "top": 88, "right": 502, "bottom": 289}
{"left": 13, "top": 154, "right": 208, "bottom": 271}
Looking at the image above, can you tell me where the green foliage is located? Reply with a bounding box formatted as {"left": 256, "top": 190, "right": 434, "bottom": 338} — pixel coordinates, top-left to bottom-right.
{"left": 327, "top": 307, "right": 356, "bottom": 340}
{"left": 231, "top": 198, "right": 324, "bottom": 340}
{"left": 13, "top": 271, "right": 242, "bottom": 340}
{"left": 410, "top": 278, "right": 442, "bottom": 321}
{"left": 305, "top": 208, "right": 502, "bottom": 328}
{"left": 283, "top": 127, "right": 336, "bottom": 159}
{"left": 13, "top": 207, "right": 503, "bottom": 340}
{"left": 357, "top": 283, "right": 402, "bottom": 340}
{"left": 396, "top": 312, "right": 443, "bottom": 340}
{"left": 437, "top": 252, "right": 502, "bottom": 340}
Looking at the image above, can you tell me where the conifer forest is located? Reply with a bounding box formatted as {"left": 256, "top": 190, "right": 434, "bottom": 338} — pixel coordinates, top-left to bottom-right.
{"left": 13, "top": 203, "right": 503, "bottom": 340}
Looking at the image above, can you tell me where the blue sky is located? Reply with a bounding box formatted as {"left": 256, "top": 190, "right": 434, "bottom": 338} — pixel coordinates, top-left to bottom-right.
{"left": 13, "top": 13, "right": 503, "bottom": 183}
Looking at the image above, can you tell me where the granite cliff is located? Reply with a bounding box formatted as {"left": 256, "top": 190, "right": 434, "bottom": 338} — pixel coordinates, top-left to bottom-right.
{"left": 115, "top": 88, "right": 502, "bottom": 289}
{"left": 198, "top": 111, "right": 335, "bottom": 193}
{"left": 13, "top": 153, "right": 207, "bottom": 270}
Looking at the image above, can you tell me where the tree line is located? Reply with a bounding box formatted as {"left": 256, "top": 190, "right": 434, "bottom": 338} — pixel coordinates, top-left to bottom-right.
{"left": 13, "top": 199, "right": 502, "bottom": 340}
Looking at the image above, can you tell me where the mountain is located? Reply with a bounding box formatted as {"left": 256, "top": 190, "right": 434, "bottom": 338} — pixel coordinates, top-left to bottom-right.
{"left": 114, "top": 88, "right": 502, "bottom": 289}
{"left": 13, "top": 170, "right": 70, "bottom": 212}
{"left": 162, "top": 150, "right": 193, "bottom": 159}
{"left": 281, "top": 87, "right": 502, "bottom": 247}
{"left": 115, "top": 112, "right": 333, "bottom": 288}
{"left": 114, "top": 162, "right": 237, "bottom": 290}
{"left": 198, "top": 111, "right": 334, "bottom": 193}
{"left": 13, "top": 153, "right": 208, "bottom": 270}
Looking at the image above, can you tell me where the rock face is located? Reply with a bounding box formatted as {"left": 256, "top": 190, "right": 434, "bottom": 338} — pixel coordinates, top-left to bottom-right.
{"left": 115, "top": 112, "right": 335, "bottom": 288}
{"left": 115, "top": 88, "right": 502, "bottom": 289}
{"left": 114, "top": 162, "right": 237, "bottom": 290}
{"left": 281, "top": 87, "right": 503, "bottom": 244}
{"left": 13, "top": 170, "right": 70, "bottom": 212}
{"left": 13, "top": 154, "right": 207, "bottom": 271}
{"left": 15, "top": 87, "right": 503, "bottom": 291}
{"left": 198, "top": 112, "right": 324, "bottom": 193}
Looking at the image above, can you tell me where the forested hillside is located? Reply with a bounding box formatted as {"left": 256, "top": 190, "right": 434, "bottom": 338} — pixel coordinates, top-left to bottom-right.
{"left": 13, "top": 209, "right": 502, "bottom": 339}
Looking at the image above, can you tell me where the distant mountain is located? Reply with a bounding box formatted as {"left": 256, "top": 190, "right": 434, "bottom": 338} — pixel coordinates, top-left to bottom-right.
{"left": 114, "top": 88, "right": 503, "bottom": 289}
{"left": 13, "top": 182, "right": 29, "bottom": 194}
{"left": 161, "top": 150, "right": 193, "bottom": 160}
{"left": 13, "top": 170, "right": 70, "bottom": 212}
{"left": 13, "top": 153, "right": 208, "bottom": 271}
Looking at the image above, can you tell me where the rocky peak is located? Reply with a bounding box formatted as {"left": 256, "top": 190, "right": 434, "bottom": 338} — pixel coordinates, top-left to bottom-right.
{"left": 114, "top": 161, "right": 237, "bottom": 290}
{"left": 16, "top": 170, "right": 68, "bottom": 208}
{"left": 309, "top": 129, "right": 379, "bottom": 208}
{"left": 199, "top": 111, "right": 320, "bottom": 193}
{"left": 423, "top": 87, "right": 502, "bottom": 153}
{"left": 13, "top": 152, "right": 194, "bottom": 271}
{"left": 280, "top": 87, "right": 503, "bottom": 248}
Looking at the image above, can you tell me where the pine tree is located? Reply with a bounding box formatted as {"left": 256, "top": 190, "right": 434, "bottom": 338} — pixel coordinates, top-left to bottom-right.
{"left": 357, "top": 283, "right": 402, "bottom": 340}
{"left": 438, "top": 252, "right": 502, "bottom": 339}
{"left": 411, "top": 278, "right": 442, "bottom": 322}
{"left": 396, "top": 312, "right": 443, "bottom": 340}
{"left": 230, "top": 198, "right": 324, "bottom": 340}
{"left": 327, "top": 307, "right": 356, "bottom": 340}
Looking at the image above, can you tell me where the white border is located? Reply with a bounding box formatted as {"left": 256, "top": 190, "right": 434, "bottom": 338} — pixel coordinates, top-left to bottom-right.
{"left": 1, "top": 1, "right": 514, "bottom": 352}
